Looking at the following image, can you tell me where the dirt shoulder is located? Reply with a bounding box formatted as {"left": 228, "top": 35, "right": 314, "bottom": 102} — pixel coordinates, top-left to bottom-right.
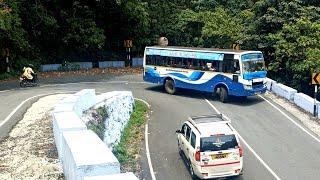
{"left": 0, "top": 94, "right": 69, "bottom": 180}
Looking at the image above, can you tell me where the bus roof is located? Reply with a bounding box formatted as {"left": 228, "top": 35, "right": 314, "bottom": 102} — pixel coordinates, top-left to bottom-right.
{"left": 146, "top": 46, "right": 261, "bottom": 55}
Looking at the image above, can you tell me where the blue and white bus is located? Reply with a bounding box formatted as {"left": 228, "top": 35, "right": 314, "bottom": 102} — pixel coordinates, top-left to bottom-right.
{"left": 143, "top": 46, "right": 267, "bottom": 102}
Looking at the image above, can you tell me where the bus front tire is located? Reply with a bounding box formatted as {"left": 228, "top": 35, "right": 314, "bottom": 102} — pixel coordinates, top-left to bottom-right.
{"left": 164, "top": 79, "right": 176, "bottom": 95}
{"left": 218, "top": 87, "right": 228, "bottom": 103}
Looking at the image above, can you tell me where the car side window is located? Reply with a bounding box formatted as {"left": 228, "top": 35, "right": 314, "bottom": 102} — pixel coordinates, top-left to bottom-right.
{"left": 181, "top": 124, "right": 186, "bottom": 135}
{"left": 190, "top": 131, "right": 196, "bottom": 148}
{"left": 186, "top": 126, "right": 191, "bottom": 141}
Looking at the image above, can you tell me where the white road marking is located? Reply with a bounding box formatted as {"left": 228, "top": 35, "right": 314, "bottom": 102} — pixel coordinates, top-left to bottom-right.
{"left": 0, "top": 92, "right": 72, "bottom": 128}
{"left": 259, "top": 95, "right": 320, "bottom": 143}
{"left": 0, "top": 90, "right": 11, "bottom": 93}
{"left": 204, "top": 99, "right": 282, "bottom": 180}
{"left": 0, "top": 81, "right": 152, "bottom": 93}
{"left": 135, "top": 98, "right": 156, "bottom": 180}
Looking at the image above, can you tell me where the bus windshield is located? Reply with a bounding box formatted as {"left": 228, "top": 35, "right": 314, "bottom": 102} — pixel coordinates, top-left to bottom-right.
{"left": 241, "top": 53, "right": 265, "bottom": 73}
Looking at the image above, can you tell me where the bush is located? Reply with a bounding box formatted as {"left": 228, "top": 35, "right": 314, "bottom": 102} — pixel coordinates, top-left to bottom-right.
{"left": 58, "top": 61, "right": 80, "bottom": 71}
{"left": 86, "top": 106, "right": 108, "bottom": 140}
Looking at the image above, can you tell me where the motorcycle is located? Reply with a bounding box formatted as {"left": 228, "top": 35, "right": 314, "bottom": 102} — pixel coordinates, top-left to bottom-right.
{"left": 19, "top": 73, "right": 38, "bottom": 87}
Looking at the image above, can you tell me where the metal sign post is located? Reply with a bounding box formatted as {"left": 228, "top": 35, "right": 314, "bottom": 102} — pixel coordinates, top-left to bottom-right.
{"left": 314, "top": 85, "right": 317, "bottom": 117}
{"left": 124, "top": 40, "right": 133, "bottom": 67}
{"left": 312, "top": 67, "right": 320, "bottom": 117}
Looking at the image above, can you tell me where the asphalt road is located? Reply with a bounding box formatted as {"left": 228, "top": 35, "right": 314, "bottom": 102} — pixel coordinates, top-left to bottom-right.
{"left": 1, "top": 74, "right": 320, "bottom": 180}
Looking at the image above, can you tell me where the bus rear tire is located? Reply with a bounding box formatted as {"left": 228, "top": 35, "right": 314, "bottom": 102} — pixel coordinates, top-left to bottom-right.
{"left": 219, "top": 87, "right": 228, "bottom": 103}
{"left": 164, "top": 79, "right": 176, "bottom": 95}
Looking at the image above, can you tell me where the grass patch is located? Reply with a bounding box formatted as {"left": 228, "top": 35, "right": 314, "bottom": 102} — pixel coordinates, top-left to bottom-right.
{"left": 112, "top": 100, "right": 148, "bottom": 173}
{"left": 86, "top": 106, "right": 108, "bottom": 140}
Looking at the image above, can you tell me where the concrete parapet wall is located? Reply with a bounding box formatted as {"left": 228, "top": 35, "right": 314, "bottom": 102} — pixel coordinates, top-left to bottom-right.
{"left": 266, "top": 78, "right": 276, "bottom": 91}
{"left": 294, "top": 93, "right": 319, "bottom": 115}
{"left": 73, "top": 89, "right": 96, "bottom": 117}
{"left": 62, "top": 130, "right": 120, "bottom": 180}
{"left": 94, "top": 91, "right": 134, "bottom": 148}
{"left": 52, "top": 89, "right": 137, "bottom": 179}
{"left": 40, "top": 64, "right": 61, "bottom": 72}
{"left": 84, "top": 172, "right": 138, "bottom": 180}
{"left": 74, "top": 62, "right": 93, "bottom": 69}
{"left": 271, "top": 83, "right": 297, "bottom": 101}
{"left": 132, "top": 58, "right": 143, "bottom": 67}
{"left": 98, "top": 61, "right": 125, "bottom": 68}
{"left": 52, "top": 111, "right": 87, "bottom": 161}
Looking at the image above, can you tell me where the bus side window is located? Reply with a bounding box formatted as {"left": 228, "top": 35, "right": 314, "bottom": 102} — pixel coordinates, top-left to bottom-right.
{"left": 192, "top": 59, "right": 199, "bottom": 69}
{"left": 234, "top": 60, "right": 240, "bottom": 74}
{"left": 146, "top": 55, "right": 155, "bottom": 65}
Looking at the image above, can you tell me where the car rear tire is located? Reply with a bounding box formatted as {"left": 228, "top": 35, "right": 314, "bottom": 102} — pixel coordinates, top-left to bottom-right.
{"left": 164, "top": 79, "right": 176, "bottom": 95}
{"left": 189, "top": 161, "right": 199, "bottom": 180}
{"left": 218, "top": 87, "right": 228, "bottom": 103}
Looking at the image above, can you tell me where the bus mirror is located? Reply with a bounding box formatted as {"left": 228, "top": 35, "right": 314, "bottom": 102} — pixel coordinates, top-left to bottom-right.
{"left": 233, "top": 74, "right": 238, "bottom": 82}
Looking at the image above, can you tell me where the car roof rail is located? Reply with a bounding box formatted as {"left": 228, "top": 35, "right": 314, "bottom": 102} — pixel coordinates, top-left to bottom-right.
{"left": 188, "top": 114, "right": 231, "bottom": 127}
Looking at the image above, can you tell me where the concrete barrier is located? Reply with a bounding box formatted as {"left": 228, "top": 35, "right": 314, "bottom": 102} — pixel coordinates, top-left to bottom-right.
{"left": 98, "top": 61, "right": 112, "bottom": 68}
{"left": 52, "top": 111, "right": 87, "bottom": 161}
{"left": 84, "top": 172, "right": 138, "bottom": 180}
{"left": 52, "top": 89, "right": 137, "bottom": 179}
{"left": 92, "top": 91, "right": 134, "bottom": 148}
{"left": 62, "top": 130, "right": 120, "bottom": 180}
{"left": 73, "top": 89, "right": 96, "bottom": 117}
{"left": 99, "top": 61, "right": 125, "bottom": 68}
{"left": 132, "top": 58, "right": 143, "bottom": 67}
{"left": 266, "top": 78, "right": 276, "bottom": 91}
{"left": 112, "top": 61, "right": 125, "bottom": 68}
{"left": 271, "top": 83, "right": 297, "bottom": 101}
{"left": 75, "top": 62, "right": 93, "bottom": 69}
{"left": 40, "top": 64, "right": 61, "bottom": 72}
{"left": 293, "top": 93, "right": 320, "bottom": 116}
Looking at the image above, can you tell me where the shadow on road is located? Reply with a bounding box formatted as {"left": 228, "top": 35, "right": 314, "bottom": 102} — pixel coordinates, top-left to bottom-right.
{"left": 145, "top": 85, "right": 264, "bottom": 106}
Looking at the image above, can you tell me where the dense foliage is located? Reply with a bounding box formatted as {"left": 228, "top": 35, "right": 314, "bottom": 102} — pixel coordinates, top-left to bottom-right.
{"left": 1, "top": 0, "right": 319, "bottom": 95}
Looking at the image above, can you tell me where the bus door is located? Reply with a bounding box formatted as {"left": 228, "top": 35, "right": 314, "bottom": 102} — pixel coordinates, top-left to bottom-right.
{"left": 223, "top": 54, "right": 240, "bottom": 82}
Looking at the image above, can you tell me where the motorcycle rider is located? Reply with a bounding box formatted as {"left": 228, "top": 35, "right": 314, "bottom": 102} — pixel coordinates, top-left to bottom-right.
{"left": 22, "top": 64, "right": 36, "bottom": 83}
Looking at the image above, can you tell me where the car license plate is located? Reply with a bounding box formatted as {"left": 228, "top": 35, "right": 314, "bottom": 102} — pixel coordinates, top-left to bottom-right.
{"left": 211, "top": 153, "right": 228, "bottom": 159}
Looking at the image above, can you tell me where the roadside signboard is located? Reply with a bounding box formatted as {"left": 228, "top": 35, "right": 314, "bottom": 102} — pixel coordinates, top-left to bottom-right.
{"left": 312, "top": 73, "right": 320, "bottom": 85}
{"left": 124, "top": 40, "right": 133, "bottom": 48}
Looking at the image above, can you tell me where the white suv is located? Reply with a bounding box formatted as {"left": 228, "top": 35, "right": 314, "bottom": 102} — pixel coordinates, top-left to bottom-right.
{"left": 176, "top": 114, "right": 243, "bottom": 179}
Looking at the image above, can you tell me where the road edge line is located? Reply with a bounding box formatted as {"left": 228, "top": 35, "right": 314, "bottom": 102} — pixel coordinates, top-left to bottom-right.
{"left": 204, "top": 99, "right": 281, "bottom": 180}
{"left": 135, "top": 98, "right": 156, "bottom": 180}
{"left": 259, "top": 95, "right": 320, "bottom": 143}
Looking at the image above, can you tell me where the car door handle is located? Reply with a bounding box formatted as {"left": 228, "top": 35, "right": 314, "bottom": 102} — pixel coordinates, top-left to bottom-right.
{"left": 187, "top": 148, "right": 189, "bottom": 151}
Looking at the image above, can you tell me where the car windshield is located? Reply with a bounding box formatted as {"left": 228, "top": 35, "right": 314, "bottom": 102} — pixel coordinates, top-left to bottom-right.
{"left": 200, "top": 135, "right": 238, "bottom": 152}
